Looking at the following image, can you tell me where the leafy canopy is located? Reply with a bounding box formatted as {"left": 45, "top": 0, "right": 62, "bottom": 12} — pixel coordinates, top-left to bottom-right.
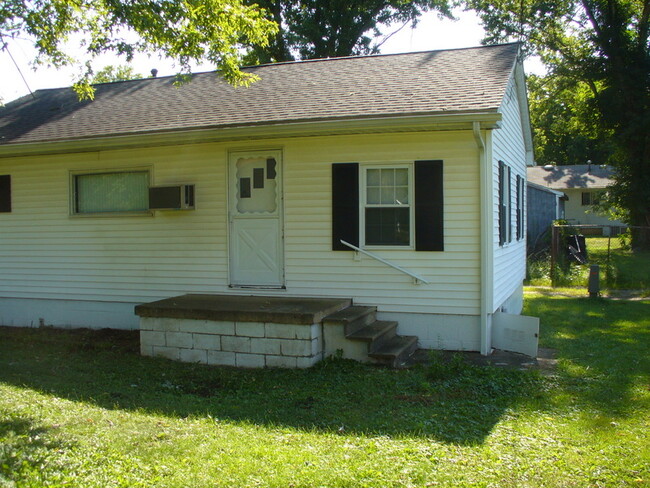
{"left": 1, "top": 0, "right": 278, "bottom": 99}
{"left": 90, "top": 65, "right": 143, "bottom": 84}
{"left": 243, "top": 0, "right": 453, "bottom": 64}
{"left": 467, "top": 0, "right": 650, "bottom": 237}
{"left": 527, "top": 73, "right": 615, "bottom": 167}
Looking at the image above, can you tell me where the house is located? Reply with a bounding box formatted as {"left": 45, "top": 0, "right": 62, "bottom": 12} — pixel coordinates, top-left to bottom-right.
{"left": 0, "top": 44, "right": 539, "bottom": 367}
{"left": 527, "top": 164, "right": 625, "bottom": 232}
{"left": 526, "top": 182, "right": 566, "bottom": 251}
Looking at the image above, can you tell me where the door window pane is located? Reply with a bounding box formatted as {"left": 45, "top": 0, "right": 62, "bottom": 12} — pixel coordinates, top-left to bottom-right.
{"left": 235, "top": 157, "right": 277, "bottom": 214}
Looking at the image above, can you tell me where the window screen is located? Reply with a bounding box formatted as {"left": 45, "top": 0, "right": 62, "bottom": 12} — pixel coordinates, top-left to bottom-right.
{"left": 74, "top": 171, "right": 149, "bottom": 214}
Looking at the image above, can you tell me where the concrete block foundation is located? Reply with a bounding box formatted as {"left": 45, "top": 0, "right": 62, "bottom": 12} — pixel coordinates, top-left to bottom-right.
{"left": 136, "top": 294, "right": 350, "bottom": 369}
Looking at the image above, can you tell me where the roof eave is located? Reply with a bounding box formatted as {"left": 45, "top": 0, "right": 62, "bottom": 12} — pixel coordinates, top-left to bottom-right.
{"left": 0, "top": 111, "right": 502, "bottom": 158}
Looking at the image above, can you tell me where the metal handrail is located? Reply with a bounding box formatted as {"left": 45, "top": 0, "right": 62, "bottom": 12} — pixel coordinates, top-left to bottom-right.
{"left": 339, "top": 240, "right": 430, "bottom": 285}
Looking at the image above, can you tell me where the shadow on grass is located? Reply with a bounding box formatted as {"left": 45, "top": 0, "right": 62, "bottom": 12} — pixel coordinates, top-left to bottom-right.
{"left": 0, "top": 327, "right": 542, "bottom": 445}
{"left": 524, "top": 295, "right": 650, "bottom": 419}
{"left": 0, "top": 416, "right": 71, "bottom": 485}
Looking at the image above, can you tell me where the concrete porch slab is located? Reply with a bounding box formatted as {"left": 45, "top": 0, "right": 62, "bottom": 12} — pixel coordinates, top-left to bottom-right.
{"left": 135, "top": 294, "right": 351, "bottom": 325}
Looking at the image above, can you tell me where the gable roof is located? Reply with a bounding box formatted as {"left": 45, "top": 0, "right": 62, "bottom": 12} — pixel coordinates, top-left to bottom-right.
{"left": 0, "top": 43, "right": 520, "bottom": 147}
{"left": 527, "top": 164, "right": 615, "bottom": 190}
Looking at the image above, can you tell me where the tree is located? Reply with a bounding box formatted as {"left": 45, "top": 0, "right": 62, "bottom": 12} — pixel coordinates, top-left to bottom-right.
{"left": 466, "top": 0, "right": 650, "bottom": 247}
{"left": 1, "top": 0, "right": 278, "bottom": 99}
{"left": 90, "top": 65, "right": 142, "bottom": 84}
{"left": 242, "top": 0, "right": 452, "bottom": 64}
{"left": 527, "top": 73, "right": 615, "bottom": 167}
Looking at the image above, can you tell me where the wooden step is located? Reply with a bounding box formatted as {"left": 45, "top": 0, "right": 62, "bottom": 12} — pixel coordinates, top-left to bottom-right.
{"left": 346, "top": 321, "right": 397, "bottom": 352}
{"left": 369, "top": 335, "right": 418, "bottom": 368}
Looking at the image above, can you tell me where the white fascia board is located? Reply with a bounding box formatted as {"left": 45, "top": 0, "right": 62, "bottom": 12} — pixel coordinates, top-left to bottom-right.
{"left": 0, "top": 112, "right": 502, "bottom": 158}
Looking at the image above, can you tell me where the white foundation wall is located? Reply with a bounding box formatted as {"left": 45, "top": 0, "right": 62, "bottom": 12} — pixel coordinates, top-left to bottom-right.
{"left": 0, "top": 131, "right": 482, "bottom": 334}
{"left": 380, "top": 311, "right": 480, "bottom": 351}
{"left": 0, "top": 297, "right": 139, "bottom": 329}
{"left": 491, "top": 75, "right": 528, "bottom": 312}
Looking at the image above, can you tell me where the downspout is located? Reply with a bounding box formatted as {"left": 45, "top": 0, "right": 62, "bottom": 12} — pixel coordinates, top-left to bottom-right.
{"left": 473, "top": 121, "right": 493, "bottom": 355}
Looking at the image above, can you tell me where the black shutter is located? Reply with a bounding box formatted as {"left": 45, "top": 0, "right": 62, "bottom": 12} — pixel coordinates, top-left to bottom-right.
{"left": 498, "top": 161, "right": 506, "bottom": 246}
{"left": 515, "top": 174, "right": 520, "bottom": 240}
{"left": 415, "top": 160, "right": 444, "bottom": 251}
{"left": 0, "top": 175, "right": 10, "bottom": 213}
{"left": 332, "top": 163, "right": 359, "bottom": 250}
{"left": 507, "top": 165, "right": 512, "bottom": 242}
{"left": 516, "top": 174, "right": 524, "bottom": 240}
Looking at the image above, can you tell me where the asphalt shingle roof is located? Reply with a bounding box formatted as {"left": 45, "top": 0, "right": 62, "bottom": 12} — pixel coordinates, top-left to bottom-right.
{"left": 527, "top": 164, "right": 615, "bottom": 189}
{"left": 0, "top": 43, "right": 520, "bottom": 146}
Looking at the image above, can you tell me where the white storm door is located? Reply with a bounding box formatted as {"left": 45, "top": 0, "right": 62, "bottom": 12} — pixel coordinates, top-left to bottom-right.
{"left": 229, "top": 150, "right": 284, "bottom": 287}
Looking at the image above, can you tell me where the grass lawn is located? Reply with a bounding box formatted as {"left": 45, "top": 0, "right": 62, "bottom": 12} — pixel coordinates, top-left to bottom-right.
{"left": 1, "top": 293, "right": 649, "bottom": 487}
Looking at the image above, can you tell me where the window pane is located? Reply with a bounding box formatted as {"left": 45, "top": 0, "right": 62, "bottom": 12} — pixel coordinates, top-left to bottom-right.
{"left": 395, "top": 168, "right": 408, "bottom": 186}
{"left": 395, "top": 186, "right": 409, "bottom": 204}
{"left": 365, "top": 207, "right": 410, "bottom": 246}
{"left": 380, "top": 186, "right": 394, "bottom": 204}
{"left": 381, "top": 168, "right": 395, "bottom": 186}
{"left": 367, "top": 169, "right": 380, "bottom": 186}
{"left": 367, "top": 187, "right": 380, "bottom": 204}
{"left": 76, "top": 172, "right": 149, "bottom": 213}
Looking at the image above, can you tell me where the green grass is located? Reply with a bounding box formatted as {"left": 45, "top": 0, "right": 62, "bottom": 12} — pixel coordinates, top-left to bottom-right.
{"left": 527, "top": 236, "right": 650, "bottom": 290}
{"left": 1, "top": 294, "right": 649, "bottom": 487}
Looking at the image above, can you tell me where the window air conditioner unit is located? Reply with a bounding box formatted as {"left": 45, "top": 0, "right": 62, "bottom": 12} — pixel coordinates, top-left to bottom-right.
{"left": 149, "top": 184, "right": 195, "bottom": 210}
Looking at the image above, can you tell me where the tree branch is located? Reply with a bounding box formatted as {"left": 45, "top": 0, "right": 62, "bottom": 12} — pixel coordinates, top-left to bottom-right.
{"left": 638, "top": 0, "right": 650, "bottom": 49}
{"left": 580, "top": 0, "right": 604, "bottom": 40}
{"left": 373, "top": 19, "right": 411, "bottom": 50}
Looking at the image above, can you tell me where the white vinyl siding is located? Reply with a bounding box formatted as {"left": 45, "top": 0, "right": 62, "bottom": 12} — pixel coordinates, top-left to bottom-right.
{"left": 0, "top": 130, "right": 481, "bottom": 318}
{"left": 491, "top": 76, "right": 528, "bottom": 312}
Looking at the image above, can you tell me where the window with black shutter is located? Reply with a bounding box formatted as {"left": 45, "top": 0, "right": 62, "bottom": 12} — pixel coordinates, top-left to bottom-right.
{"left": 332, "top": 160, "right": 443, "bottom": 252}
{"left": 516, "top": 174, "right": 523, "bottom": 240}
{"left": 499, "top": 161, "right": 513, "bottom": 246}
{"left": 0, "top": 175, "right": 10, "bottom": 213}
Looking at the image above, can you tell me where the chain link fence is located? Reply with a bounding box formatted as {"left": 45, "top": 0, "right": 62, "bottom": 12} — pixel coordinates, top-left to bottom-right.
{"left": 527, "top": 224, "right": 650, "bottom": 290}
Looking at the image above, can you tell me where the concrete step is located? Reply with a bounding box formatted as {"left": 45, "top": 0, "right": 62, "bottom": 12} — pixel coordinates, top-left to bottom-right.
{"left": 323, "top": 305, "right": 377, "bottom": 336}
{"left": 346, "top": 320, "right": 397, "bottom": 352}
{"left": 369, "top": 335, "right": 419, "bottom": 368}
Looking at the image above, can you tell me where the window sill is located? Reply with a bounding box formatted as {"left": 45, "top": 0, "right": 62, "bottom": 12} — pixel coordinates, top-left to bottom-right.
{"left": 362, "top": 244, "right": 414, "bottom": 251}
{"left": 70, "top": 211, "right": 154, "bottom": 219}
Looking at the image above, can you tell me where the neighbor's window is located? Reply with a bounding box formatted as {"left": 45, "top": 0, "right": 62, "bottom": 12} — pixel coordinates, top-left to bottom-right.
{"left": 363, "top": 166, "right": 412, "bottom": 246}
{"left": 581, "top": 191, "right": 602, "bottom": 206}
{"left": 73, "top": 171, "right": 149, "bottom": 214}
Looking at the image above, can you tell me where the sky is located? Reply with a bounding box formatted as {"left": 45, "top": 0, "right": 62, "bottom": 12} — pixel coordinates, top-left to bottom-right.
{"left": 0, "top": 8, "right": 544, "bottom": 104}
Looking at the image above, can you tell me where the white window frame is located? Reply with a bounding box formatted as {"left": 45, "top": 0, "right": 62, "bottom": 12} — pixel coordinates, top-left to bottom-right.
{"left": 359, "top": 162, "right": 415, "bottom": 249}
{"left": 69, "top": 167, "right": 153, "bottom": 217}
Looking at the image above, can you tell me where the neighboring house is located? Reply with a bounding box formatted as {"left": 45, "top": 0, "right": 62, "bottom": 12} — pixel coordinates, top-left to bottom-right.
{"left": 527, "top": 164, "right": 625, "bottom": 230}
{"left": 526, "top": 182, "right": 566, "bottom": 250}
{"left": 0, "top": 43, "right": 538, "bottom": 364}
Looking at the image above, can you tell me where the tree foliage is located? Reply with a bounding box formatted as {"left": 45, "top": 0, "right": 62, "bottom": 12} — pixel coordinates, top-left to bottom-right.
{"left": 527, "top": 73, "right": 615, "bottom": 167}
{"left": 243, "top": 0, "right": 453, "bottom": 64}
{"left": 90, "top": 65, "right": 142, "bottom": 84}
{"left": 467, "top": 0, "right": 650, "bottom": 244}
{"left": 1, "top": 0, "right": 278, "bottom": 99}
